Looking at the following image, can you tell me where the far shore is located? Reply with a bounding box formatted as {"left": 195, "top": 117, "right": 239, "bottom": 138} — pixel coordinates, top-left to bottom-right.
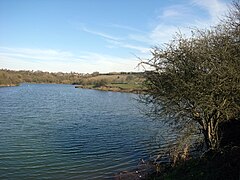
{"left": 0, "top": 84, "right": 18, "bottom": 87}
{"left": 0, "top": 83, "right": 144, "bottom": 94}
{"left": 75, "top": 84, "right": 143, "bottom": 94}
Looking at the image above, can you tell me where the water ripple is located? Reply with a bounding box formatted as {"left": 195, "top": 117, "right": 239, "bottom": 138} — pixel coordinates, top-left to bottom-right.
{"left": 0, "top": 84, "right": 171, "bottom": 179}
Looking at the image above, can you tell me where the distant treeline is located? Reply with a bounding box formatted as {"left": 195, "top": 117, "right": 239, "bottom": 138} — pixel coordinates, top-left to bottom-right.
{"left": 0, "top": 69, "right": 143, "bottom": 86}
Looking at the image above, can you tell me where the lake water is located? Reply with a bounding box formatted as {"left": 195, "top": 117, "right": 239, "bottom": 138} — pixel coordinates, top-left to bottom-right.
{"left": 0, "top": 84, "right": 171, "bottom": 179}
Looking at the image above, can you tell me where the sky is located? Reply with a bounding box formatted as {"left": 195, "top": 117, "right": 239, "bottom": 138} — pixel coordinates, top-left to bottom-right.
{"left": 0, "top": 0, "right": 231, "bottom": 73}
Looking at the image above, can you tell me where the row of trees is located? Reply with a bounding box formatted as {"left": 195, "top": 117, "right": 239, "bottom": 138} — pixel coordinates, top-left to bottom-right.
{"left": 141, "top": 1, "right": 240, "bottom": 151}
{"left": 0, "top": 69, "right": 143, "bottom": 87}
{"left": 0, "top": 69, "right": 83, "bottom": 85}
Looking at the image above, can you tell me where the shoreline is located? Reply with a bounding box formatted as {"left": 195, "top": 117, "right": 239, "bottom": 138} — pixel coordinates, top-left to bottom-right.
{"left": 75, "top": 85, "right": 143, "bottom": 94}
{"left": 0, "top": 83, "right": 142, "bottom": 94}
{"left": 0, "top": 84, "right": 19, "bottom": 87}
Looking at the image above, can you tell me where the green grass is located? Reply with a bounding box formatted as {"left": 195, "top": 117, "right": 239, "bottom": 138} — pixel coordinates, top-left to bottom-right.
{"left": 109, "top": 83, "right": 142, "bottom": 90}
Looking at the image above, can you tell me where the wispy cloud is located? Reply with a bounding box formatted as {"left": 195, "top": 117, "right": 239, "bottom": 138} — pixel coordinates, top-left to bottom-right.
{"left": 120, "top": 44, "right": 150, "bottom": 54}
{"left": 158, "top": 5, "right": 189, "bottom": 19}
{"left": 78, "top": 24, "right": 151, "bottom": 54}
{"left": 110, "top": 24, "right": 145, "bottom": 33}
{"left": 162, "top": 9, "right": 181, "bottom": 18}
{"left": 192, "top": 0, "right": 228, "bottom": 22}
{"left": 80, "top": 25, "right": 121, "bottom": 41}
{"left": 106, "top": 39, "right": 150, "bottom": 53}
{"left": 128, "top": 34, "right": 153, "bottom": 45}
{"left": 0, "top": 47, "right": 75, "bottom": 62}
{"left": 124, "top": 25, "right": 188, "bottom": 46}
{"left": 0, "top": 47, "right": 142, "bottom": 73}
{"left": 128, "top": 0, "right": 229, "bottom": 46}
{"left": 150, "top": 25, "right": 183, "bottom": 44}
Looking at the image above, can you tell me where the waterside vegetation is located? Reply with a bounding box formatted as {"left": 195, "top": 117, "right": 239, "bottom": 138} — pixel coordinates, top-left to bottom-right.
{"left": 74, "top": 73, "right": 144, "bottom": 93}
{"left": 136, "top": 1, "right": 240, "bottom": 179}
{"left": 0, "top": 69, "right": 83, "bottom": 85}
{"left": 0, "top": 69, "right": 144, "bottom": 92}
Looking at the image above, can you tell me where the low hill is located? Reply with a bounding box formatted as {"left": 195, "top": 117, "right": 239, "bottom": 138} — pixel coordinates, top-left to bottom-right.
{"left": 0, "top": 69, "right": 144, "bottom": 92}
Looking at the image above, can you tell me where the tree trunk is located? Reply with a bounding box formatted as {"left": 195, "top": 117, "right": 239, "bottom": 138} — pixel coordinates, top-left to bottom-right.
{"left": 202, "top": 121, "right": 219, "bottom": 151}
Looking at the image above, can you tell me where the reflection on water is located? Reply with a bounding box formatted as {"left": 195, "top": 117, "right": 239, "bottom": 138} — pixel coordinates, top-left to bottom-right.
{"left": 0, "top": 84, "right": 172, "bottom": 179}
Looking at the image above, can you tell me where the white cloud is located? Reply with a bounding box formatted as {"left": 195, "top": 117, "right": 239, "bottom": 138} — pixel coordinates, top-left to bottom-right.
{"left": 125, "top": 24, "right": 190, "bottom": 46}
{"left": 106, "top": 39, "right": 150, "bottom": 53}
{"left": 128, "top": 34, "right": 152, "bottom": 44}
{"left": 127, "top": 0, "right": 229, "bottom": 46}
{"left": 192, "top": 0, "right": 228, "bottom": 23}
{"left": 0, "top": 47, "right": 142, "bottom": 73}
{"left": 159, "top": 5, "right": 188, "bottom": 19}
{"left": 150, "top": 24, "right": 181, "bottom": 44}
{"left": 80, "top": 25, "right": 121, "bottom": 41}
{"left": 162, "top": 9, "right": 181, "bottom": 18}
{"left": 120, "top": 44, "right": 150, "bottom": 53}
{"left": 0, "top": 47, "right": 75, "bottom": 62}
{"left": 79, "top": 24, "right": 151, "bottom": 54}
{"left": 110, "top": 24, "right": 145, "bottom": 33}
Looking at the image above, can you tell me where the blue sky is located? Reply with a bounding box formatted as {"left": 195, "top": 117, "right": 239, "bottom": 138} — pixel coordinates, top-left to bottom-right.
{"left": 0, "top": 0, "right": 230, "bottom": 73}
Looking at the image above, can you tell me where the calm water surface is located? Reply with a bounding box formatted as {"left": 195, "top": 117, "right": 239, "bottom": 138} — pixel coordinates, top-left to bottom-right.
{"left": 0, "top": 84, "right": 171, "bottom": 179}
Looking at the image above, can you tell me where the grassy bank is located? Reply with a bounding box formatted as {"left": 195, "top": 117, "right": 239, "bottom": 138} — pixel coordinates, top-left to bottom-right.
{"left": 75, "top": 83, "right": 143, "bottom": 93}
{"left": 74, "top": 72, "right": 144, "bottom": 93}
{"left": 0, "top": 84, "right": 19, "bottom": 87}
{"left": 0, "top": 69, "right": 144, "bottom": 92}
